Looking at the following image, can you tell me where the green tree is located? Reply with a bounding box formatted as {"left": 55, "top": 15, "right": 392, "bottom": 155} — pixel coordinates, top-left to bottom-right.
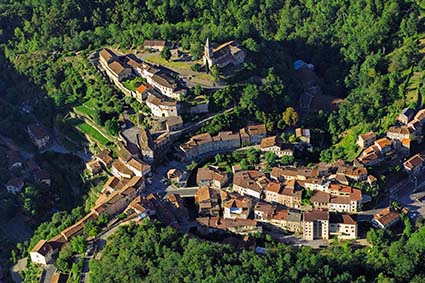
{"left": 160, "top": 46, "right": 172, "bottom": 61}
{"left": 282, "top": 107, "right": 298, "bottom": 126}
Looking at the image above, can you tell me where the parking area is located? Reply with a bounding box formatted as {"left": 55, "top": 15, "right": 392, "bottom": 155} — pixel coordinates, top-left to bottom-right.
{"left": 393, "top": 181, "right": 425, "bottom": 220}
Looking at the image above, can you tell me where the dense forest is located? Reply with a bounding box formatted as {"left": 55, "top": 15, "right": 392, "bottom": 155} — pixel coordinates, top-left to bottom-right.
{"left": 90, "top": 221, "right": 425, "bottom": 283}
{"left": 0, "top": 0, "right": 423, "bottom": 160}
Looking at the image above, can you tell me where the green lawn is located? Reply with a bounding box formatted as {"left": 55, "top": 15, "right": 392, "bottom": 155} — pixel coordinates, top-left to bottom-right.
{"left": 76, "top": 122, "right": 110, "bottom": 146}
{"left": 74, "top": 99, "right": 98, "bottom": 120}
{"left": 144, "top": 54, "right": 195, "bottom": 71}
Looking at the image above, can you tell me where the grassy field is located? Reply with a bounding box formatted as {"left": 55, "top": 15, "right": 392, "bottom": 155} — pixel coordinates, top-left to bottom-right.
{"left": 144, "top": 54, "right": 195, "bottom": 70}
{"left": 76, "top": 122, "right": 110, "bottom": 146}
{"left": 74, "top": 99, "right": 97, "bottom": 119}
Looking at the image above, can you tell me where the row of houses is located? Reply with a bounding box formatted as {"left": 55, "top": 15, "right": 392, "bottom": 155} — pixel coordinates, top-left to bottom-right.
{"left": 99, "top": 48, "right": 187, "bottom": 102}
{"left": 5, "top": 149, "right": 51, "bottom": 194}
{"left": 232, "top": 169, "right": 364, "bottom": 213}
{"left": 30, "top": 175, "right": 145, "bottom": 266}
{"left": 178, "top": 124, "right": 267, "bottom": 161}
{"left": 357, "top": 107, "right": 425, "bottom": 167}
{"left": 194, "top": 185, "right": 359, "bottom": 240}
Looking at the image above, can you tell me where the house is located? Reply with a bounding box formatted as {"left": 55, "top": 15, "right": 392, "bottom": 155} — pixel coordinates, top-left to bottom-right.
{"left": 329, "top": 184, "right": 363, "bottom": 213}
{"left": 146, "top": 92, "right": 180, "bottom": 117}
{"left": 387, "top": 125, "right": 413, "bottom": 142}
{"left": 267, "top": 208, "right": 303, "bottom": 233}
{"left": 143, "top": 39, "right": 167, "bottom": 51}
{"left": 135, "top": 84, "right": 151, "bottom": 102}
{"left": 264, "top": 182, "right": 284, "bottom": 204}
{"left": 196, "top": 167, "right": 228, "bottom": 189}
{"left": 303, "top": 210, "right": 330, "bottom": 240}
{"left": 167, "top": 168, "right": 183, "bottom": 184}
{"left": 223, "top": 195, "right": 252, "bottom": 219}
{"left": 6, "top": 177, "right": 24, "bottom": 194}
{"left": 123, "top": 158, "right": 152, "bottom": 177}
{"left": 239, "top": 124, "right": 267, "bottom": 145}
{"left": 111, "top": 160, "right": 134, "bottom": 179}
{"left": 95, "top": 150, "right": 114, "bottom": 168}
{"left": 253, "top": 202, "right": 275, "bottom": 221}
{"left": 30, "top": 240, "right": 55, "bottom": 265}
{"left": 374, "top": 137, "right": 393, "bottom": 153}
{"left": 164, "top": 194, "right": 189, "bottom": 222}
{"left": 195, "top": 187, "right": 221, "bottom": 217}
{"left": 7, "top": 150, "right": 23, "bottom": 170}
{"left": 397, "top": 107, "right": 415, "bottom": 125}
{"left": 119, "top": 127, "right": 156, "bottom": 164}
{"left": 280, "top": 180, "right": 302, "bottom": 208}
{"left": 124, "top": 195, "right": 157, "bottom": 219}
{"left": 147, "top": 73, "right": 186, "bottom": 101}
{"left": 86, "top": 159, "right": 102, "bottom": 175}
{"left": 336, "top": 164, "right": 368, "bottom": 182}
{"left": 260, "top": 136, "right": 294, "bottom": 157}
{"left": 212, "top": 131, "right": 241, "bottom": 151}
{"left": 165, "top": 116, "right": 184, "bottom": 132}
{"left": 295, "top": 128, "right": 311, "bottom": 144}
{"left": 329, "top": 213, "right": 357, "bottom": 239}
{"left": 404, "top": 153, "right": 425, "bottom": 176}
{"left": 179, "top": 133, "right": 213, "bottom": 161}
{"left": 233, "top": 170, "right": 269, "bottom": 199}
{"left": 203, "top": 39, "right": 246, "bottom": 69}
{"left": 27, "top": 123, "right": 50, "bottom": 150}
{"left": 99, "top": 49, "right": 132, "bottom": 82}
{"left": 197, "top": 217, "right": 262, "bottom": 235}
{"left": 101, "top": 176, "right": 126, "bottom": 196}
{"left": 357, "top": 132, "right": 376, "bottom": 148}
{"left": 371, "top": 207, "right": 400, "bottom": 229}
{"left": 311, "top": 191, "right": 330, "bottom": 210}
{"left": 34, "top": 169, "right": 51, "bottom": 187}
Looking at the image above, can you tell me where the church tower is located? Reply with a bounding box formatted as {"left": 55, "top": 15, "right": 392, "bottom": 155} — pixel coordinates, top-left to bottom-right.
{"left": 203, "top": 38, "right": 214, "bottom": 71}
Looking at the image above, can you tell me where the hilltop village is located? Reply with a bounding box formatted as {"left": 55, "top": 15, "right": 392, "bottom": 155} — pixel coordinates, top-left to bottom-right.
{"left": 23, "top": 38, "right": 425, "bottom": 276}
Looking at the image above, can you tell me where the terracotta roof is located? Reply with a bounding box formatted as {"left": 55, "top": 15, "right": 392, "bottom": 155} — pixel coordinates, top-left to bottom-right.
{"left": 147, "top": 93, "right": 177, "bottom": 107}
{"left": 144, "top": 40, "right": 166, "bottom": 47}
{"left": 127, "top": 158, "right": 151, "bottom": 174}
{"left": 112, "top": 160, "right": 134, "bottom": 178}
{"left": 96, "top": 150, "right": 113, "bottom": 165}
{"left": 136, "top": 84, "right": 151, "bottom": 94}
{"left": 246, "top": 124, "right": 266, "bottom": 136}
{"left": 108, "top": 60, "right": 128, "bottom": 75}
{"left": 272, "top": 208, "right": 288, "bottom": 221}
{"left": 404, "top": 153, "right": 425, "bottom": 171}
{"left": 373, "top": 207, "right": 400, "bottom": 227}
{"left": 233, "top": 170, "right": 268, "bottom": 193}
{"left": 214, "top": 131, "right": 240, "bottom": 141}
{"left": 265, "top": 182, "right": 282, "bottom": 193}
{"left": 260, "top": 136, "right": 278, "bottom": 148}
{"left": 254, "top": 202, "right": 275, "bottom": 218}
{"left": 295, "top": 128, "right": 310, "bottom": 137}
{"left": 196, "top": 187, "right": 215, "bottom": 203}
{"left": 303, "top": 209, "right": 329, "bottom": 222}
{"left": 311, "top": 191, "right": 330, "bottom": 203}
{"left": 224, "top": 198, "right": 251, "bottom": 210}
{"left": 197, "top": 167, "right": 226, "bottom": 184}
{"left": 359, "top": 131, "right": 376, "bottom": 141}
{"left": 99, "top": 48, "right": 116, "bottom": 62}
{"left": 31, "top": 240, "right": 53, "bottom": 255}
{"left": 166, "top": 116, "right": 183, "bottom": 127}
{"left": 330, "top": 213, "right": 356, "bottom": 225}
{"left": 387, "top": 125, "right": 411, "bottom": 136}
{"left": 374, "top": 137, "right": 392, "bottom": 149}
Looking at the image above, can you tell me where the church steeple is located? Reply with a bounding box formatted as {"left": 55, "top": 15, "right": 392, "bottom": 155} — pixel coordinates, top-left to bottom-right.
{"left": 204, "top": 38, "right": 213, "bottom": 59}
{"left": 203, "top": 38, "right": 214, "bottom": 72}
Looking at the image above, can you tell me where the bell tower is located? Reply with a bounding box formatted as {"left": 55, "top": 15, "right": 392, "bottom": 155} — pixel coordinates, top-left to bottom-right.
{"left": 203, "top": 38, "right": 213, "bottom": 71}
